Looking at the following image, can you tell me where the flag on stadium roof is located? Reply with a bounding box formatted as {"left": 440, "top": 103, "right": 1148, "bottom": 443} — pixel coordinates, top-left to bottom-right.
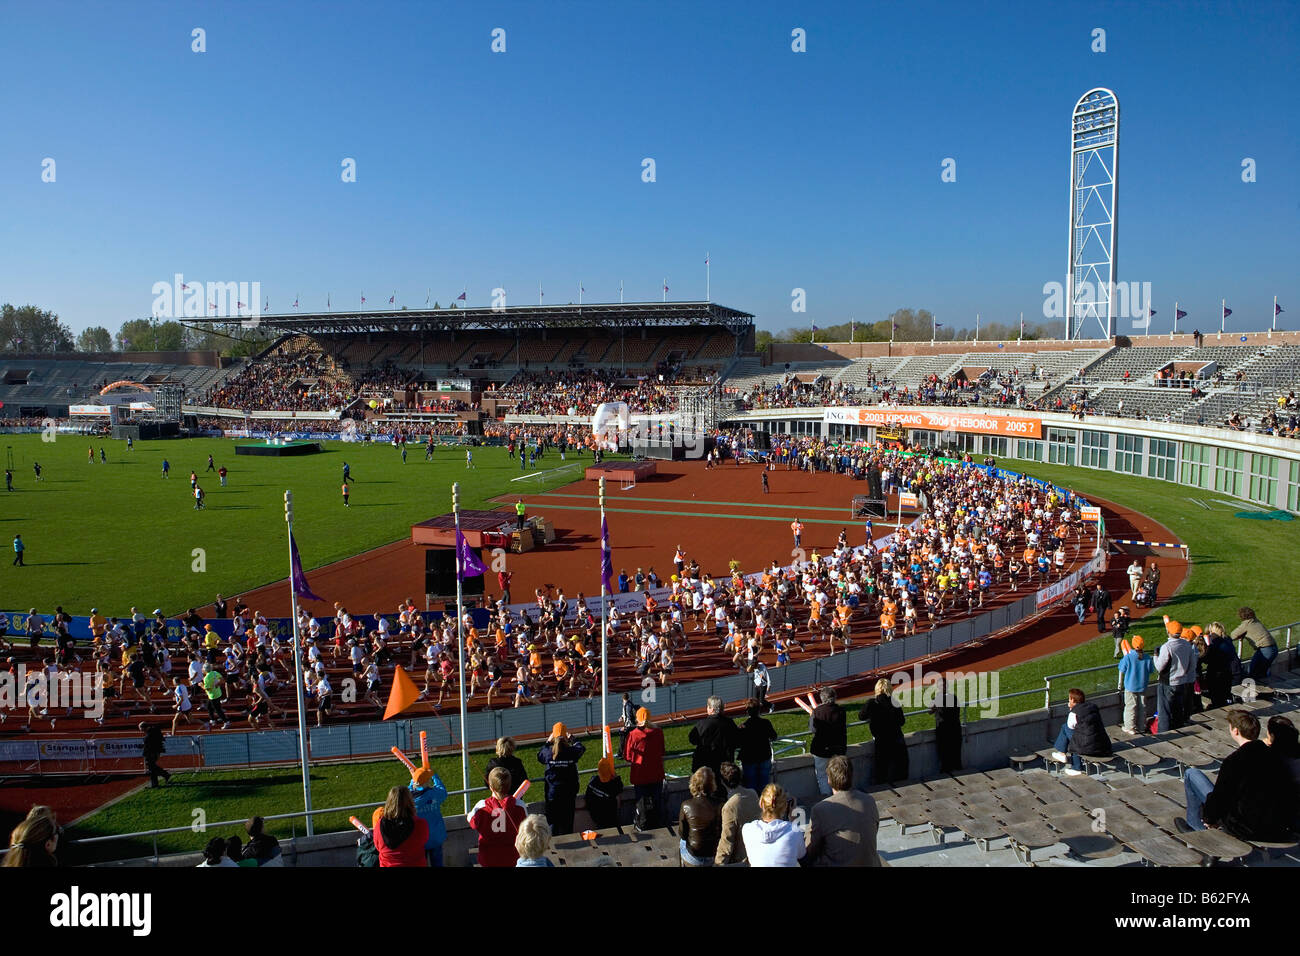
{"left": 456, "top": 528, "right": 486, "bottom": 580}
{"left": 1148, "top": 308, "right": 1156, "bottom": 317}
{"left": 1277, "top": 303, "right": 1285, "bottom": 315}
{"left": 293, "top": 297, "right": 299, "bottom": 309}
{"left": 389, "top": 292, "right": 395, "bottom": 305}
{"left": 1177, "top": 309, "right": 1187, "bottom": 320}
{"left": 934, "top": 323, "right": 944, "bottom": 328}
{"left": 361, "top": 293, "right": 366, "bottom": 304}
{"left": 290, "top": 532, "right": 325, "bottom": 602}
{"left": 1223, "top": 305, "right": 1232, "bottom": 317}
{"left": 457, "top": 291, "right": 466, "bottom": 301}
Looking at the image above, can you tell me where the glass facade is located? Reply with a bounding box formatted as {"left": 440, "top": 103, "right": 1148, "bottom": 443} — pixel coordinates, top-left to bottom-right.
{"left": 1147, "top": 438, "right": 1177, "bottom": 482}
{"left": 1214, "top": 447, "right": 1244, "bottom": 497}
{"left": 1248, "top": 455, "right": 1278, "bottom": 505}
{"left": 1081, "top": 430, "right": 1109, "bottom": 469}
{"left": 1180, "top": 442, "right": 1212, "bottom": 489}
{"left": 1115, "top": 433, "right": 1143, "bottom": 475}
{"left": 1047, "top": 428, "right": 1077, "bottom": 466}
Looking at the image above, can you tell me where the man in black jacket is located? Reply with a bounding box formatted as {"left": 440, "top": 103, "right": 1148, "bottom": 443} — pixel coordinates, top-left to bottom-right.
{"left": 689, "top": 696, "right": 738, "bottom": 775}
{"left": 810, "top": 687, "right": 847, "bottom": 796}
{"left": 1049, "top": 688, "right": 1111, "bottom": 775}
{"left": 1178, "top": 709, "right": 1296, "bottom": 840}
{"left": 140, "top": 721, "right": 171, "bottom": 787}
{"left": 1090, "top": 583, "right": 1113, "bottom": 634}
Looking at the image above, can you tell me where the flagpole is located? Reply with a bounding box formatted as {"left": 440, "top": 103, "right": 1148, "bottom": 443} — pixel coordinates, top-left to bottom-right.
{"left": 975, "top": 313, "right": 980, "bottom": 343}
{"left": 579, "top": 281, "right": 583, "bottom": 306}
{"left": 599, "top": 476, "right": 608, "bottom": 752}
{"left": 1173, "top": 300, "right": 1178, "bottom": 339}
{"left": 452, "top": 482, "right": 470, "bottom": 813}
{"left": 1221, "top": 300, "right": 1226, "bottom": 336}
{"left": 663, "top": 278, "right": 667, "bottom": 303}
{"left": 283, "top": 492, "right": 314, "bottom": 836}
{"left": 705, "top": 254, "right": 710, "bottom": 302}
{"left": 1019, "top": 312, "right": 1024, "bottom": 342}
{"left": 619, "top": 280, "right": 623, "bottom": 304}
{"left": 1274, "top": 296, "right": 1279, "bottom": 333}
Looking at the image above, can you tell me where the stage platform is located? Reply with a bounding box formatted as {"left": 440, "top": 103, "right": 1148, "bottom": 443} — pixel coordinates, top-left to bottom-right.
{"left": 234, "top": 440, "right": 322, "bottom": 457}
{"left": 411, "top": 509, "right": 516, "bottom": 549}
{"left": 584, "top": 460, "right": 658, "bottom": 482}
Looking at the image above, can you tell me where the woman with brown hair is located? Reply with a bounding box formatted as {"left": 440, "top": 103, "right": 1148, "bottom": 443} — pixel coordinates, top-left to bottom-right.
{"left": 1232, "top": 607, "right": 1277, "bottom": 682}
{"left": 678, "top": 767, "right": 721, "bottom": 866}
{"left": 370, "top": 786, "right": 429, "bottom": 867}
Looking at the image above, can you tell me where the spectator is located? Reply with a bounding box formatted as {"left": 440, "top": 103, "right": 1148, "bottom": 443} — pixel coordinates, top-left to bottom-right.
{"left": 714, "top": 762, "right": 760, "bottom": 866}
{"left": 538, "top": 722, "right": 585, "bottom": 836}
{"left": 810, "top": 687, "right": 847, "bottom": 796}
{"left": 197, "top": 837, "right": 236, "bottom": 868}
{"left": 689, "top": 695, "right": 738, "bottom": 776}
{"left": 1265, "top": 717, "right": 1300, "bottom": 833}
{"left": 736, "top": 700, "right": 778, "bottom": 792}
{"left": 1049, "top": 688, "right": 1112, "bottom": 775}
{"left": 1202, "top": 622, "right": 1242, "bottom": 709}
{"left": 583, "top": 754, "right": 624, "bottom": 830}
{"left": 805, "top": 755, "right": 881, "bottom": 867}
{"left": 410, "top": 770, "right": 449, "bottom": 867}
{"left": 1177, "top": 710, "right": 1295, "bottom": 840}
{"left": 859, "top": 678, "right": 909, "bottom": 783}
{"left": 3, "top": 807, "right": 59, "bottom": 868}
{"left": 514, "top": 814, "right": 556, "bottom": 867}
{"left": 1232, "top": 607, "right": 1277, "bottom": 682}
{"left": 240, "top": 817, "right": 283, "bottom": 866}
{"left": 678, "top": 767, "right": 722, "bottom": 867}
{"left": 931, "top": 677, "right": 963, "bottom": 773}
{"left": 468, "top": 767, "right": 527, "bottom": 867}
{"left": 484, "top": 736, "right": 528, "bottom": 795}
{"left": 741, "top": 784, "right": 806, "bottom": 867}
{"left": 623, "top": 707, "right": 666, "bottom": 830}
{"left": 1117, "top": 637, "right": 1154, "bottom": 735}
{"left": 1154, "top": 619, "right": 1198, "bottom": 731}
{"left": 370, "top": 786, "right": 430, "bottom": 867}
{"left": 1090, "top": 583, "right": 1112, "bottom": 634}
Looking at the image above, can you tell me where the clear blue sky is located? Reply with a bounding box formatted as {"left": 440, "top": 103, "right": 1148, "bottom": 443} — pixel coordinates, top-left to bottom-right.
{"left": 1, "top": 0, "right": 1296, "bottom": 336}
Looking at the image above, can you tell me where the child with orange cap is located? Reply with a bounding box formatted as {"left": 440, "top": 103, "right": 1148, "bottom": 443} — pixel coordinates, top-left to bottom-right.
{"left": 583, "top": 754, "right": 624, "bottom": 830}
{"left": 1117, "top": 635, "right": 1154, "bottom": 735}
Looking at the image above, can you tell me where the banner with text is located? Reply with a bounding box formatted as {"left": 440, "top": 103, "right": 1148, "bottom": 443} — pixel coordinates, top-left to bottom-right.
{"left": 823, "top": 407, "right": 1044, "bottom": 439}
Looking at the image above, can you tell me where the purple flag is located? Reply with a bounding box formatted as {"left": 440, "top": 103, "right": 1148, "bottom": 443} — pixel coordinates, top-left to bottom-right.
{"left": 1223, "top": 306, "right": 1232, "bottom": 318}
{"left": 1176, "top": 309, "right": 1187, "bottom": 320}
{"left": 600, "top": 515, "right": 613, "bottom": 592}
{"left": 1277, "top": 303, "right": 1285, "bottom": 316}
{"left": 456, "top": 528, "right": 486, "bottom": 580}
{"left": 290, "top": 532, "right": 325, "bottom": 602}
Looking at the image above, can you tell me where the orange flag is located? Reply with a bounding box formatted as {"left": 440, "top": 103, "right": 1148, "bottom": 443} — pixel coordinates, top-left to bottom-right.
{"left": 384, "top": 666, "right": 421, "bottom": 720}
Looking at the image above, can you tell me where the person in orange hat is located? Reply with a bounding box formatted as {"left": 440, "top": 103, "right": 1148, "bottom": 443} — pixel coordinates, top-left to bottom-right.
{"left": 623, "top": 707, "right": 665, "bottom": 830}
{"left": 1153, "top": 622, "right": 1198, "bottom": 732}
{"left": 537, "top": 723, "right": 584, "bottom": 836}
{"left": 583, "top": 754, "right": 624, "bottom": 830}
{"left": 1118, "top": 635, "right": 1154, "bottom": 734}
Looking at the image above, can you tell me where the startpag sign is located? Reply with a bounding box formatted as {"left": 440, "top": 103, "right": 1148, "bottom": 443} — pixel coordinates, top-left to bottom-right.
{"left": 823, "top": 407, "right": 1043, "bottom": 439}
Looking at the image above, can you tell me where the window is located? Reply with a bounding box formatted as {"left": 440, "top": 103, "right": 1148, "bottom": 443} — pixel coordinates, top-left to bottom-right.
{"left": 954, "top": 432, "right": 980, "bottom": 453}
{"left": 984, "top": 436, "right": 1008, "bottom": 457}
{"left": 1016, "top": 439, "right": 1043, "bottom": 462}
{"left": 1288, "top": 460, "right": 1300, "bottom": 513}
{"left": 1214, "top": 447, "right": 1243, "bottom": 497}
{"left": 1248, "top": 455, "right": 1278, "bottom": 505}
{"left": 1081, "top": 430, "right": 1109, "bottom": 469}
{"left": 911, "top": 429, "right": 940, "bottom": 449}
{"left": 1147, "top": 438, "right": 1177, "bottom": 482}
{"left": 1114, "top": 433, "right": 1143, "bottom": 475}
{"left": 1048, "top": 427, "right": 1077, "bottom": 466}
{"left": 1180, "top": 442, "right": 1212, "bottom": 489}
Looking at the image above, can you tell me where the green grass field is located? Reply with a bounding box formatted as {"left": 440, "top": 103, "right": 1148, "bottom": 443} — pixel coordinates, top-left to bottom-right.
{"left": 0, "top": 434, "right": 586, "bottom": 616}
{"left": 63, "top": 457, "right": 1300, "bottom": 861}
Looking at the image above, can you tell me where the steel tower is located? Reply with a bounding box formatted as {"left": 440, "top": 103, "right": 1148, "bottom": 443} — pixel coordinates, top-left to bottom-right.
{"left": 1067, "top": 88, "right": 1120, "bottom": 340}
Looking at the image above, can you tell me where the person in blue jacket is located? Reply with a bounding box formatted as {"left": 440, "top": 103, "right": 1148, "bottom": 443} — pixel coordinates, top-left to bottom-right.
{"left": 537, "top": 722, "right": 585, "bottom": 836}
{"left": 1118, "top": 635, "right": 1156, "bottom": 735}
{"left": 410, "top": 771, "right": 448, "bottom": 866}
